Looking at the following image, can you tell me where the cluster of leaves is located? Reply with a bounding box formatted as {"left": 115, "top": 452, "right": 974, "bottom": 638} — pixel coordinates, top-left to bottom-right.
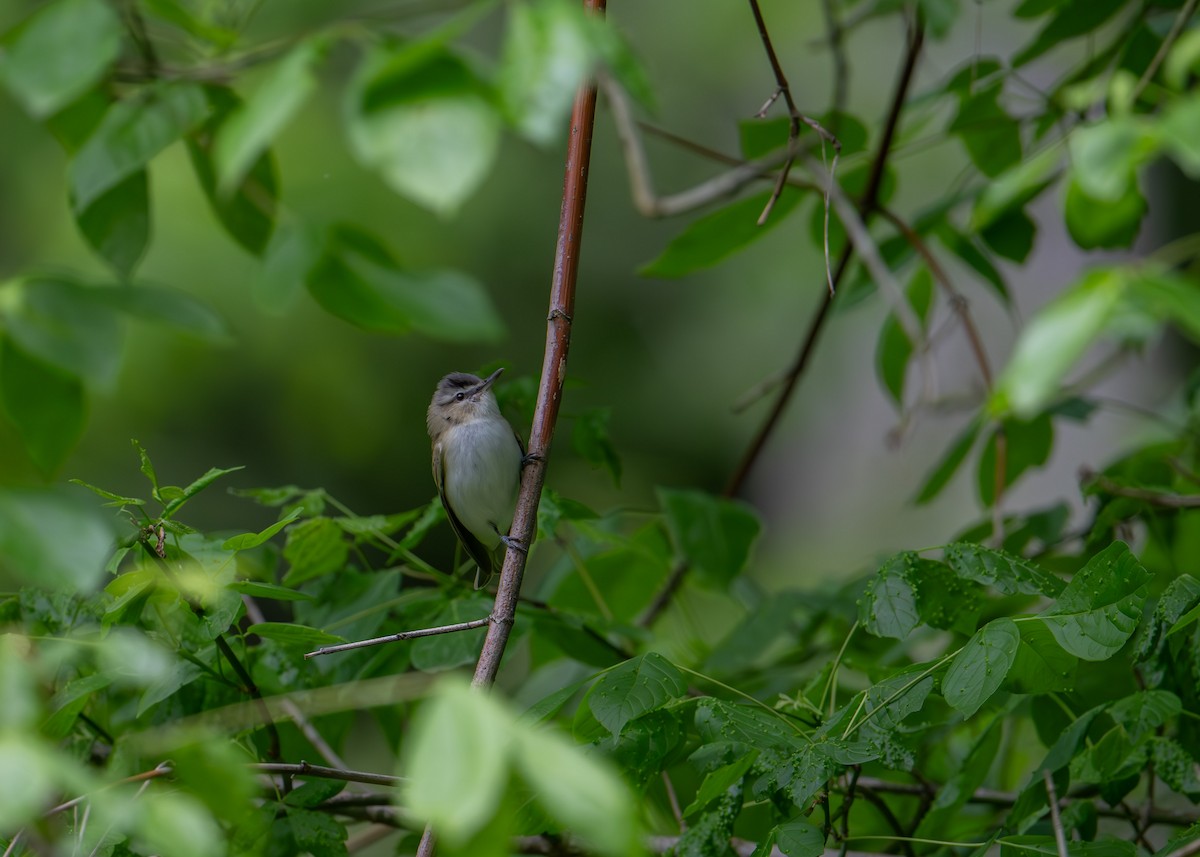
{"left": 4, "top": 0, "right": 1200, "bottom": 855}
{"left": 0, "top": 0, "right": 645, "bottom": 474}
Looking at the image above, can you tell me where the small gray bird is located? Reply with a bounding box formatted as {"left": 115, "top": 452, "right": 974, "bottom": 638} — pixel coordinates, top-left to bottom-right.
{"left": 426, "top": 368, "right": 524, "bottom": 589}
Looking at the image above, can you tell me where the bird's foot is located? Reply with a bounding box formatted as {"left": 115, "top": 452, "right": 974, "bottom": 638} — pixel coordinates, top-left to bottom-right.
{"left": 500, "top": 534, "right": 528, "bottom": 554}
{"left": 521, "top": 452, "right": 544, "bottom": 469}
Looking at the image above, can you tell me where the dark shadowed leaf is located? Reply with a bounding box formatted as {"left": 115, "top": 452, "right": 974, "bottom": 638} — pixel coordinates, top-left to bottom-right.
{"left": 658, "top": 488, "right": 761, "bottom": 589}
{"left": 0, "top": 339, "right": 86, "bottom": 475}
{"left": 587, "top": 652, "right": 686, "bottom": 737}
{"left": 1064, "top": 178, "right": 1146, "bottom": 250}
{"left": 977, "top": 414, "right": 1054, "bottom": 507}
{"left": 942, "top": 618, "right": 1020, "bottom": 718}
{"left": 74, "top": 171, "right": 150, "bottom": 279}
{"left": 1041, "top": 542, "right": 1151, "bottom": 660}
{"left": 859, "top": 552, "right": 920, "bottom": 640}
{"left": 1012, "top": 0, "right": 1126, "bottom": 66}
{"left": 915, "top": 416, "right": 983, "bottom": 504}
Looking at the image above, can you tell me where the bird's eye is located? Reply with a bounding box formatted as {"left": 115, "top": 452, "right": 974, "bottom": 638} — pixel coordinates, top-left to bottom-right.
{"left": 455, "top": 392, "right": 465, "bottom": 401}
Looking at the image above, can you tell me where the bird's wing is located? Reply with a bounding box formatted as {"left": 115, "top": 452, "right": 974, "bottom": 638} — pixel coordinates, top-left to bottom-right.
{"left": 434, "top": 439, "right": 495, "bottom": 587}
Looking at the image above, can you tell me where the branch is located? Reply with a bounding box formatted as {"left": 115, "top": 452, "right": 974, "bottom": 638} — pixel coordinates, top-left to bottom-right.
{"left": 1043, "top": 770, "right": 1069, "bottom": 857}
{"left": 1081, "top": 469, "right": 1200, "bottom": 508}
{"left": 304, "top": 617, "right": 491, "bottom": 659}
{"left": 415, "top": 0, "right": 607, "bottom": 853}
{"left": 251, "top": 761, "right": 405, "bottom": 788}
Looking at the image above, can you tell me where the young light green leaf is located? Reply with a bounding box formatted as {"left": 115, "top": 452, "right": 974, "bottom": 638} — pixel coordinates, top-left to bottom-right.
{"left": 1069, "top": 118, "right": 1157, "bottom": 202}
{"left": 0, "top": 0, "right": 121, "bottom": 117}
{"left": 213, "top": 38, "right": 327, "bottom": 196}
{"left": 69, "top": 82, "right": 210, "bottom": 210}
{"left": 513, "top": 721, "right": 640, "bottom": 856}
{"left": 1041, "top": 542, "right": 1151, "bottom": 660}
{"left": 404, "top": 679, "right": 512, "bottom": 847}
{"left": 858, "top": 552, "right": 920, "bottom": 640}
{"left": 222, "top": 509, "right": 302, "bottom": 551}
{"left": 347, "top": 43, "right": 501, "bottom": 217}
{"left": 0, "top": 339, "right": 86, "bottom": 476}
{"left": 587, "top": 652, "right": 686, "bottom": 737}
{"left": 1064, "top": 179, "right": 1147, "bottom": 250}
{"left": 162, "top": 465, "right": 245, "bottom": 517}
{"left": 991, "top": 268, "right": 1127, "bottom": 418}
{"left": 640, "top": 189, "right": 803, "bottom": 278}
{"left": 942, "top": 618, "right": 1020, "bottom": 718}
{"left": 658, "top": 488, "right": 761, "bottom": 589}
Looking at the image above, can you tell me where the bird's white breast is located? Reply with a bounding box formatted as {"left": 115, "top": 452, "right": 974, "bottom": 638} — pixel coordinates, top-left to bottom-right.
{"left": 442, "top": 416, "right": 521, "bottom": 548}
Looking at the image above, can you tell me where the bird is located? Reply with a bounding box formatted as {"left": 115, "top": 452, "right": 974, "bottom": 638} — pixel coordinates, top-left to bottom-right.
{"left": 426, "top": 368, "right": 525, "bottom": 589}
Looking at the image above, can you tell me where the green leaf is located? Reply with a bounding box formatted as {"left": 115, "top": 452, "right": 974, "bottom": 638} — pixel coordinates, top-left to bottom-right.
{"left": 1064, "top": 178, "right": 1146, "bottom": 250}
{"left": 684, "top": 752, "right": 759, "bottom": 817}
{"left": 991, "top": 268, "right": 1127, "bottom": 418}
{"left": 43, "top": 672, "right": 113, "bottom": 739}
{"left": 213, "top": 38, "right": 327, "bottom": 197}
{"left": 933, "top": 224, "right": 1010, "bottom": 303}
{"left": 1069, "top": 118, "right": 1157, "bottom": 202}
{"left": 347, "top": 43, "right": 501, "bottom": 217}
{"left": 305, "top": 224, "right": 505, "bottom": 342}
{"left": 282, "top": 517, "right": 349, "bottom": 586}
{"left": 0, "top": 487, "right": 112, "bottom": 590}
{"left": 587, "top": 652, "right": 686, "bottom": 737}
{"left": 0, "top": 277, "right": 123, "bottom": 388}
{"left": 572, "top": 407, "right": 621, "bottom": 485}
{"left": 69, "top": 82, "right": 210, "bottom": 210}
{"left": 1012, "top": 0, "right": 1126, "bottom": 66}
{"left": 69, "top": 478, "right": 145, "bottom": 508}
{"left": 658, "top": 488, "right": 761, "bottom": 589}
{"left": 978, "top": 414, "right": 1054, "bottom": 507}
{"left": 950, "top": 82, "right": 1023, "bottom": 178}
{"left": 405, "top": 680, "right": 512, "bottom": 847}
{"left": 227, "top": 580, "right": 314, "bottom": 602}
{"left": 859, "top": 552, "right": 920, "bottom": 640}
{"left": 1162, "top": 94, "right": 1200, "bottom": 178}
{"left": 137, "top": 791, "right": 224, "bottom": 857}
{"left": 943, "top": 618, "right": 1020, "bottom": 718}
{"left": 162, "top": 464, "right": 244, "bottom": 517}
{"left": 1108, "top": 691, "right": 1181, "bottom": 742}
{"left": 75, "top": 171, "right": 150, "bottom": 278}
{"left": 133, "top": 438, "right": 160, "bottom": 493}
{"left": 971, "top": 146, "right": 1061, "bottom": 231}
{"left": 1149, "top": 737, "right": 1200, "bottom": 797}
{"left": 944, "top": 543, "right": 1065, "bottom": 596}
{"left": 499, "top": 0, "right": 596, "bottom": 145}
{"left": 1127, "top": 272, "right": 1200, "bottom": 344}
{"left": 639, "top": 189, "right": 803, "bottom": 278}
{"left": 0, "top": 0, "right": 121, "bottom": 117}
{"left": 981, "top": 208, "right": 1036, "bottom": 263}
{"left": 188, "top": 86, "right": 279, "bottom": 257}
{"left": 141, "top": 0, "right": 237, "bottom": 48}
{"left": 0, "top": 339, "right": 86, "bottom": 475}
{"left": 248, "top": 622, "right": 344, "bottom": 649}
{"left": 914, "top": 416, "right": 983, "bottom": 504}
{"left": 876, "top": 268, "right": 935, "bottom": 406}
{"left": 1041, "top": 542, "right": 1151, "bottom": 660}
{"left": 91, "top": 285, "right": 230, "bottom": 342}
{"left": 222, "top": 509, "right": 302, "bottom": 551}
{"left": 513, "top": 721, "right": 640, "bottom": 856}
{"left": 768, "top": 817, "right": 826, "bottom": 857}
{"left": 1005, "top": 621, "right": 1077, "bottom": 693}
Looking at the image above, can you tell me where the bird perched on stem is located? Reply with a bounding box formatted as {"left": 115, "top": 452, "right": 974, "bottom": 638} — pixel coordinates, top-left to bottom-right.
{"left": 426, "top": 368, "right": 525, "bottom": 589}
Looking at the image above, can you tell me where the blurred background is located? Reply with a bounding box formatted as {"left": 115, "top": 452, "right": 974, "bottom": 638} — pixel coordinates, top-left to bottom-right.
{"left": 0, "top": 0, "right": 1191, "bottom": 589}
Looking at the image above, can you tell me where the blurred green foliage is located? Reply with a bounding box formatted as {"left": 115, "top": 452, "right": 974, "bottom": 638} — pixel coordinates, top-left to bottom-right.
{"left": 3, "top": 0, "right": 1200, "bottom": 855}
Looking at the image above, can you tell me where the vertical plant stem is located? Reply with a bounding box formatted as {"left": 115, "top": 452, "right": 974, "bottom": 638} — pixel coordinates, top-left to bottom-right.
{"left": 414, "top": 1, "right": 606, "bottom": 853}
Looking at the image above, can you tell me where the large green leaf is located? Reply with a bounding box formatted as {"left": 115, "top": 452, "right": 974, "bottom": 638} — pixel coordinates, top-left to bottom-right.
{"left": 977, "top": 414, "right": 1054, "bottom": 507}
{"left": 942, "top": 618, "right": 1020, "bottom": 718}
{"left": 1160, "top": 93, "right": 1200, "bottom": 177}
{"left": 411, "top": 595, "right": 491, "bottom": 672}
{"left": 991, "top": 268, "right": 1126, "bottom": 418}
{"left": 347, "top": 43, "right": 501, "bottom": 217}
{"left": 640, "top": 189, "right": 804, "bottom": 278}
{"left": 0, "top": 277, "right": 123, "bottom": 388}
{"left": 189, "top": 87, "right": 279, "bottom": 257}
{"left": 405, "top": 680, "right": 512, "bottom": 847}
{"left": 0, "top": 338, "right": 87, "bottom": 475}
{"left": 213, "top": 38, "right": 327, "bottom": 197}
{"left": 1064, "top": 178, "right": 1147, "bottom": 250}
{"left": 944, "top": 543, "right": 1064, "bottom": 596}
{"left": 859, "top": 552, "right": 920, "bottom": 640}
{"left": 1069, "top": 118, "right": 1156, "bottom": 202}
{"left": 586, "top": 652, "right": 686, "bottom": 738}
{"left": 1004, "top": 621, "right": 1077, "bottom": 693}
{"left": 0, "top": 487, "right": 112, "bottom": 590}
{"left": 950, "top": 81, "right": 1023, "bottom": 178}
{"left": 0, "top": 0, "right": 121, "bottom": 117}
{"left": 500, "top": 0, "right": 596, "bottom": 145}
{"left": 75, "top": 171, "right": 150, "bottom": 279}
{"left": 282, "top": 517, "right": 348, "bottom": 585}
{"left": 305, "top": 224, "right": 505, "bottom": 342}
{"left": 69, "top": 82, "right": 210, "bottom": 210}
{"left": 876, "top": 268, "right": 935, "bottom": 407}
{"left": 1041, "top": 542, "right": 1151, "bottom": 660}
{"left": 1012, "top": 0, "right": 1126, "bottom": 66}
{"left": 657, "top": 488, "right": 761, "bottom": 589}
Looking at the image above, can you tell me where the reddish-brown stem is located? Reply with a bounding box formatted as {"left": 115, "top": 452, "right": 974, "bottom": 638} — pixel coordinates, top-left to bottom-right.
{"left": 415, "top": 1, "right": 605, "bottom": 853}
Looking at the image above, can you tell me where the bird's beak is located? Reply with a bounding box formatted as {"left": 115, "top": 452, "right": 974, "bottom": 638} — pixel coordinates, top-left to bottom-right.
{"left": 477, "top": 367, "right": 504, "bottom": 394}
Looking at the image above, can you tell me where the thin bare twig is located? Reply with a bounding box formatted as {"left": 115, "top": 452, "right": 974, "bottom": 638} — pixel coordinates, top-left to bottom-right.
{"left": 252, "top": 761, "right": 405, "bottom": 788}
{"left": 1082, "top": 470, "right": 1200, "bottom": 508}
{"left": 1043, "top": 770, "right": 1069, "bottom": 857}
{"left": 304, "top": 617, "right": 491, "bottom": 659}
{"left": 662, "top": 771, "right": 685, "bottom": 831}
